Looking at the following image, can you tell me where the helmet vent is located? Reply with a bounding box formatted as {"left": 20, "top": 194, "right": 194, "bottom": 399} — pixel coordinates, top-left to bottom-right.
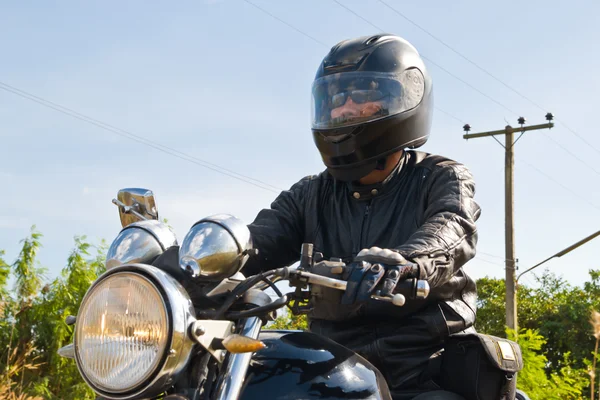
{"left": 364, "top": 35, "right": 384, "bottom": 46}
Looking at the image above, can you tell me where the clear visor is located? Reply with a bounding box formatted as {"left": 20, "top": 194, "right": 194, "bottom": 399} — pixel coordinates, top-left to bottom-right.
{"left": 311, "top": 70, "right": 424, "bottom": 130}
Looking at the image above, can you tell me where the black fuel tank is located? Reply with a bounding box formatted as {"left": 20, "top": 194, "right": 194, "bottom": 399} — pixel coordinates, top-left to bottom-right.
{"left": 240, "top": 330, "right": 392, "bottom": 399}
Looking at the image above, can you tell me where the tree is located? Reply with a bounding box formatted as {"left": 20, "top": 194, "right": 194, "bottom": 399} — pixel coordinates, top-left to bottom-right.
{"left": 476, "top": 271, "right": 600, "bottom": 373}
{"left": 266, "top": 309, "right": 308, "bottom": 331}
{"left": 0, "top": 228, "right": 105, "bottom": 399}
{"left": 1, "top": 226, "right": 599, "bottom": 398}
{"left": 509, "top": 328, "right": 588, "bottom": 399}
{"left": 476, "top": 271, "right": 600, "bottom": 398}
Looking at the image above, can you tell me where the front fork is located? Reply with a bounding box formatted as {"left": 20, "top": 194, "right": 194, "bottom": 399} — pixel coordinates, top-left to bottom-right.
{"left": 212, "top": 317, "right": 264, "bottom": 400}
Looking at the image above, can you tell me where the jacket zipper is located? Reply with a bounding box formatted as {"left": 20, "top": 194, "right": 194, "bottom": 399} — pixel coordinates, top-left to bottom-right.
{"left": 358, "top": 201, "right": 372, "bottom": 251}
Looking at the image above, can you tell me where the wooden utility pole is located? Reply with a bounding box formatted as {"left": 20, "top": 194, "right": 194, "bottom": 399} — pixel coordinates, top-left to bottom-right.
{"left": 463, "top": 114, "right": 554, "bottom": 331}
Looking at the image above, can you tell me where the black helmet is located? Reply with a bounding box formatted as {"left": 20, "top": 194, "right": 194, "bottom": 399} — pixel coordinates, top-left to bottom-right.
{"left": 311, "top": 34, "right": 433, "bottom": 181}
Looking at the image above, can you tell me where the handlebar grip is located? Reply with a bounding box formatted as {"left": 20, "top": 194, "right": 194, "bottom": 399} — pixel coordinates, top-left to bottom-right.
{"left": 286, "top": 269, "right": 430, "bottom": 307}
{"left": 393, "top": 279, "right": 430, "bottom": 300}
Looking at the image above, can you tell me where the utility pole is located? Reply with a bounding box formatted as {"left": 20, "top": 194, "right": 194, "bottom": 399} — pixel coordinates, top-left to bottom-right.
{"left": 463, "top": 113, "right": 554, "bottom": 331}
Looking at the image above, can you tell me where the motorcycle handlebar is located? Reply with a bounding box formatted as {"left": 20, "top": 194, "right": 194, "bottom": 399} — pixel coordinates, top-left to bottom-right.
{"left": 278, "top": 266, "right": 430, "bottom": 307}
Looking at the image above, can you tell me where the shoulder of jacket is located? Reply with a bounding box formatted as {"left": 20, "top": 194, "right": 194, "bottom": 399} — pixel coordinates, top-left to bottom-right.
{"left": 411, "top": 151, "right": 467, "bottom": 171}
{"left": 409, "top": 151, "right": 473, "bottom": 182}
{"left": 289, "top": 170, "right": 330, "bottom": 190}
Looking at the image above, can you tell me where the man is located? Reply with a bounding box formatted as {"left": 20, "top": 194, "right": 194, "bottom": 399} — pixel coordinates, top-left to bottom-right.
{"left": 243, "top": 34, "right": 480, "bottom": 400}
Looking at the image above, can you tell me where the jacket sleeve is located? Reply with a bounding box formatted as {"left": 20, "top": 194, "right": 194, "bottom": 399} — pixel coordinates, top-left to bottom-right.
{"left": 394, "top": 163, "right": 481, "bottom": 289}
{"left": 242, "top": 176, "right": 311, "bottom": 276}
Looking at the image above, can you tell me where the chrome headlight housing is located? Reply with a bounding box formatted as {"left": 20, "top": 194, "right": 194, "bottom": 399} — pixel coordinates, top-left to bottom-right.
{"left": 74, "top": 264, "right": 195, "bottom": 400}
{"left": 106, "top": 220, "right": 177, "bottom": 270}
{"left": 179, "top": 214, "right": 253, "bottom": 282}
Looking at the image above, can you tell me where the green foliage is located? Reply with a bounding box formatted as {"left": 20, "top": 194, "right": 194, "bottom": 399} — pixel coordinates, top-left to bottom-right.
{"left": 1, "top": 226, "right": 599, "bottom": 399}
{"left": 0, "top": 227, "right": 105, "bottom": 400}
{"left": 509, "top": 328, "right": 588, "bottom": 399}
{"left": 476, "top": 271, "right": 600, "bottom": 374}
{"left": 13, "top": 226, "right": 45, "bottom": 301}
{"left": 266, "top": 309, "right": 308, "bottom": 331}
{"left": 0, "top": 250, "right": 10, "bottom": 298}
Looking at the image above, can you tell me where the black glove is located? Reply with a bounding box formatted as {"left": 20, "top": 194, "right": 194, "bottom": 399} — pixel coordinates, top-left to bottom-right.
{"left": 341, "top": 247, "right": 419, "bottom": 304}
{"left": 341, "top": 261, "right": 386, "bottom": 305}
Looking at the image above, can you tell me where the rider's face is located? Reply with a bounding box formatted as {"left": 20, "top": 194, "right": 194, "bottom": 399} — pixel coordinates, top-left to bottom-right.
{"left": 330, "top": 97, "right": 384, "bottom": 122}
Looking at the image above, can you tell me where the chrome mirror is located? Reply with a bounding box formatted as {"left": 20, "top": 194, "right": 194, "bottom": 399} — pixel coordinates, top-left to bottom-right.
{"left": 112, "top": 188, "right": 158, "bottom": 228}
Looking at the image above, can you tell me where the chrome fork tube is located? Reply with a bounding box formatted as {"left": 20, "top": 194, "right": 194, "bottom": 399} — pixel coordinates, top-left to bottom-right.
{"left": 213, "top": 317, "right": 263, "bottom": 400}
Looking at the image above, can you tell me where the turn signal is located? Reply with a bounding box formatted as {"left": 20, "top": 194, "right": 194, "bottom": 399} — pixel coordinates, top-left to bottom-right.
{"left": 222, "top": 334, "right": 266, "bottom": 353}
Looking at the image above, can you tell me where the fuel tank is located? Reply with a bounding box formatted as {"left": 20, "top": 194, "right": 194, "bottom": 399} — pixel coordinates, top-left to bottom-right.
{"left": 240, "top": 330, "right": 392, "bottom": 400}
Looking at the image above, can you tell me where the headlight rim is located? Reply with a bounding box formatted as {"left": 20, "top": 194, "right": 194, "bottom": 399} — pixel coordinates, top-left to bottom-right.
{"left": 74, "top": 263, "right": 195, "bottom": 400}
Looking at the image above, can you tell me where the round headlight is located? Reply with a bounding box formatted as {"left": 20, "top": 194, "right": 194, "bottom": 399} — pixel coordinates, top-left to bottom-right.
{"left": 74, "top": 265, "right": 195, "bottom": 399}
{"left": 75, "top": 272, "right": 168, "bottom": 392}
{"left": 179, "top": 214, "right": 253, "bottom": 282}
{"left": 106, "top": 220, "right": 177, "bottom": 270}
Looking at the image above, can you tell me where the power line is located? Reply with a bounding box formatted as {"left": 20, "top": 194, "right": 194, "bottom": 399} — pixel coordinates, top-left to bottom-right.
{"left": 5, "top": 4, "right": 598, "bottom": 218}
{"left": 375, "top": 0, "right": 600, "bottom": 156}
{"left": 515, "top": 154, "right": 600, "bottom": 212}
{"left": 242, "top": 0, "right": 328, "bottom": 47}
{"left": 474, "top": 256, "right": 504, "bottom": 267}
{"left": 240, "top": 0, "right": 600, "bottom": 215}
{"left": 541, "top": 132, "right": 600, "bottom": 176}
{"left": 0, "top": 81, "right": 283, "bottom": 194}
{"left": 330, "top": 0, "right": 600, "bottom": 175}
{"left": 330, "top": 0, "right": 518, "bottom": 116}
{"left": 478, "top": 251, "right": 507, "bottom": 261}
{"left": 242, "top": 0, "right": 463, "bottom": 126}
{"left": 555, "top": 119, "right": 600, "bottom": 156}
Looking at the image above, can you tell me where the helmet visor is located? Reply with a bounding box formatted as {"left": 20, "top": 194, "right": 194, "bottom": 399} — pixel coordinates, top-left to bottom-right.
{"left": 311, "top": 70, "right": 425, "bottom": 131}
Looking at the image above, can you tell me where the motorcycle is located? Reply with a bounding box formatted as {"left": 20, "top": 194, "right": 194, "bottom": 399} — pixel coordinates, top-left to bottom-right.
{"left": 58, "top": 188, "right": 529, "bottom": 400}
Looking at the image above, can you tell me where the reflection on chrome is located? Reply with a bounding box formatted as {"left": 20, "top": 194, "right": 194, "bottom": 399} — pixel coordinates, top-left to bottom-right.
{"left": 179, "top": 214, "right": 253, "bottom": 281}
{"left": 214, "top": 317, "right": 263, "bottom": 400}
{"left": 106, "top": 220, "right": 177, "bottom": 270}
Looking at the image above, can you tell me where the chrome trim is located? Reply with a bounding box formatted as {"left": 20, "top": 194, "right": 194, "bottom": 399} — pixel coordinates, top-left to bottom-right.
{"left": 214, "top": 317, "right": 263, "bottom": 400}
{"left": 198, "top": 214, "right": 252, "bottom": 253}
{"left": 58, "top": 343, "right": 75, "bottom": 359}
{"left": 74, "top": 264, "right": 195, "bottom": 400}
{"left": 179, "top": 214, "right": 252, "bottom": 281}
{"left": 114, "top": 188, "right": 159, "bottom": 228}
{"left": 416, "top": 280, "right": 430, "bottom": 299}
{"left": 204, "top": 273, "right": 245, "bottom": 297}
{"left": 106, "top": 220, "right": 177, "bottom": 270}
{"left": 189, "top": 320, "right": 235, "bottom": 362}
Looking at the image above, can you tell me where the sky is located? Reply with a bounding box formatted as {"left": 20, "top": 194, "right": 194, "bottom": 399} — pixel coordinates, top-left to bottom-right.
{"left": 1, "top": 0, "right": 599, "bottom": 292}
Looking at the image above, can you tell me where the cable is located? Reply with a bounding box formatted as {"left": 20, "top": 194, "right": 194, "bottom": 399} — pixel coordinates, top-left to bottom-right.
{"left": 515, "top": 154, "right": 600, "bottom": 212}
{"left": 241, "top": 0, "right": 471, "bottom": 125}
{"left": 478, "top": 251, "right": 506, "bottom": 261}
{"left": 326, "top": 2, "right": 600, "bottom": 211}
{"left": 555, "top": 119, "right": 600, "bottom": 156}
{"left": 331, "top": 0, "right": 600, "bottom": 175}
{"left": 376, "top": 0, "right": 600, "bottom": 156}
{"left": 541, "top": 132, "right": 600, "bottom": 176}
{"left": 242, "top": 0, "right": 328, "bottom": 47}
{"left": 0, "top": 81, "right": 283, "bottom": 194}
{"left": 4, "top": 4, "right": 598, "bottom": 217}
{"left": 434, "top": 107, "right": 467, "bottom": 125}
{"left": 474, "top": 257, "right": 505, "bottom": 268}
{"left": 330, "top": 0, "right": 519, "bottom": 116}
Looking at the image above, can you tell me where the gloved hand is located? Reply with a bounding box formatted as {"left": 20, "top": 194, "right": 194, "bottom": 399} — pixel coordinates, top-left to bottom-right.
{"left": 341, "top": 247, "right": 419, "bottom": 305}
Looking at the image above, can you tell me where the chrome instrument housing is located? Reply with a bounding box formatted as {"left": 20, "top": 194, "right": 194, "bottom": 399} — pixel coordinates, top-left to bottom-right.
{"left": 106, "top": 220, "right": 177, "bottom": 270}
{"left": 179, "top": 214, "right": 253, "bottom": 282}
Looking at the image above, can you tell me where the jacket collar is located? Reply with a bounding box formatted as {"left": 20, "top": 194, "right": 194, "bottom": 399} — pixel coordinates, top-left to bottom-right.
{"left": 346, "top": 152, "right": 409, "bottom": 201}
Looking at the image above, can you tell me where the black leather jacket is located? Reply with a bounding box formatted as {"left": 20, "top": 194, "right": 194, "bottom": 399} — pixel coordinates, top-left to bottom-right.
{"left": 244, "top": 150, "right": 481, "bottom": 335}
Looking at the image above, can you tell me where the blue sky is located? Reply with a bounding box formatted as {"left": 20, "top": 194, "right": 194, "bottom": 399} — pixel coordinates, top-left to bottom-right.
{"left": 1, "top": 0, "right": 599, "bottom": 290}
